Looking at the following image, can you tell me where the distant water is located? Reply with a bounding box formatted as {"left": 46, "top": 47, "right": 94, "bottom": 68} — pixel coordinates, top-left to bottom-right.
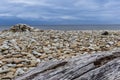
{"left": 0, "top": 26, "right": 10, "bottom": 31}
{"left": 1, "top": 25, "right": 120, "bottom": 31}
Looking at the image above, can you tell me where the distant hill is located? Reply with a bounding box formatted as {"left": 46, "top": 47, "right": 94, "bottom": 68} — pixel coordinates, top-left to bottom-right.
{"left": 0, "top": 16, "right": 116, "bottom": 26}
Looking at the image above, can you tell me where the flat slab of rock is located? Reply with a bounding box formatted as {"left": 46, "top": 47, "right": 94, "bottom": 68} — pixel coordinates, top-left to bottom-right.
{"left": 14, "top": 51, "right": 120, "bottom": 80}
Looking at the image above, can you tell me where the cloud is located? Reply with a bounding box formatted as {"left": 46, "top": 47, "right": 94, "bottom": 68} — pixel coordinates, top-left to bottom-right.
{"left": 0, "top": 0, "right": 120, "bottom": 24}
{"left": 0, "top": 13, "right": 12, "bottom": 17}
{"left": 8, "top": 0, "right": 52, "bottom": 7}
{"left": 74, "top": 0, "right": 100, "bottom": 10}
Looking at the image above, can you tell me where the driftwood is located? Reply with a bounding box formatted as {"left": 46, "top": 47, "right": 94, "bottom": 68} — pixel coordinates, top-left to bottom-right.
{"left": 15, "top": 51, "right": 120, "bottom": 80}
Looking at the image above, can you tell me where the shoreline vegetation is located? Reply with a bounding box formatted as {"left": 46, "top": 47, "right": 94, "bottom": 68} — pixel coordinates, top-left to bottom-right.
{"left": 0, "top": 24, "right": 120, "bottom": 79}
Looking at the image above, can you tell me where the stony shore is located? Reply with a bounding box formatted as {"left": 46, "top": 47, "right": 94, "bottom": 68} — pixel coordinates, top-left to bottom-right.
{"left": 1, "top": 24, "right": 120, "bottom": 79}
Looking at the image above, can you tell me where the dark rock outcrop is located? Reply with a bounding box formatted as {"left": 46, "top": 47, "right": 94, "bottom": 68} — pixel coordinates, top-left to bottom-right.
{"left": 101, "top": 31, "right": 109, "bottom": 35}
{"left": 15, "top": 51, "right": 120, "bottom": 80}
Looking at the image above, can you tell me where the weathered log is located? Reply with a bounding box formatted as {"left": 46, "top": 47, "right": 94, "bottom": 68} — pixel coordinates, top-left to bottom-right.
{"left": 14, "top": 51, "right": 120, "bottom": 80}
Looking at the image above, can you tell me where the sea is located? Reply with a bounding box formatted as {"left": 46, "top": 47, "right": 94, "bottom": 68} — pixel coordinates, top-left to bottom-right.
{"left": 1, "top": 24, "right": 120, "bottom": 31}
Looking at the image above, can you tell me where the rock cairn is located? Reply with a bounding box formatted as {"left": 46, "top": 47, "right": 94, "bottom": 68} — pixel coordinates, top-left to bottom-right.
{"left": 0, "top": 24, "right": 120, "bottom": 79}
{"left": 9, "top": 24, "right": 39, "bottom": 32}
{"left": 10, "top": 24, "right": 31, "bottom": 32}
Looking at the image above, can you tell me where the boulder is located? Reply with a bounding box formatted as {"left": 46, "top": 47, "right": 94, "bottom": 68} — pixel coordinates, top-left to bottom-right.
{"left": 101, "top": 31, "right": 109, "bottom": 35}
{"left": 14, "top": 51, "right": 120, "bottom": 80}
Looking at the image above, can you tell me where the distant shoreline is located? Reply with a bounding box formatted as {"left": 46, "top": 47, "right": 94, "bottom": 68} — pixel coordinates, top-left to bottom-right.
{"left": 1, "top": 24, "right": 120, "bottom": 31}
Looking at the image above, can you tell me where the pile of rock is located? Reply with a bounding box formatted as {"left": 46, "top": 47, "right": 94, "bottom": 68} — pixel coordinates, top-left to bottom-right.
{"left": 9, "top": 24, "right": 40, "bottom": 32}
{"left": 10, "top": 24, "right": 32, "bottom": 32}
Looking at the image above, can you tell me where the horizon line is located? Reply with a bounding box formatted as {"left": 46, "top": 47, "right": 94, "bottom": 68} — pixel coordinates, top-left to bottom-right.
{"left": 2, "top": 24, "right": 120, "bottom": 26}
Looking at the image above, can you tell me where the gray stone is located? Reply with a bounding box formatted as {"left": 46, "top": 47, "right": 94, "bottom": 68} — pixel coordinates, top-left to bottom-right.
{"left": 0, "top": 68, "right": 10, "bottom": 74}
{"left": 15, "top": 68, "right": 25, "bottom": 76}
{"left": 32, "top": 51, "right": 42, "bottom": 56}
{"left": 0, "top": 44, "right": 9, "bottom": 50}
{"left": 7, "top": 64, "right": 16, "bottom": 67}
{"left": 108, "top": 41, "right": 114, "bottom": 45}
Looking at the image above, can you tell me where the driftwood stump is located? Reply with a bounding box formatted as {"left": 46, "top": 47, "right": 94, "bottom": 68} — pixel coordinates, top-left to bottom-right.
{"left": 15, "top": 51, "right": 120, "bottom": 80}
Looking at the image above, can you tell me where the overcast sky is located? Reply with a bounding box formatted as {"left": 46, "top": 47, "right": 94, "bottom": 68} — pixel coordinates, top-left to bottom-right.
{"left": 0, "top": 0, "right": 120, "bottom": 25}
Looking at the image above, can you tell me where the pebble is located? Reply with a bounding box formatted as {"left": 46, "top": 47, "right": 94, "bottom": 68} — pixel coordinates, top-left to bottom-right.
{"left": 0, "top": 61, "right": 3, "bottom": 64}
{"left": 108, "top": 41, "right": 114, "bottom": 45}
{"left": 32, "top": 50, "right": 42, "bottom": 56}
{"left": 106, "top": 44, "right": 110, "bottom": 48}
{"left": 7, "top": 64, "right": 16, "bottom": 67}
{"left": 0, "top": 68, "right": 10, "bottom": 74}
{"left": 117, "top": 41, "right": 120, "bottom": 47}
{"left": 15, "top": 68, "right": 25, "bottom": 76}
{"left": 16, "top": 64, "right": 24, "bottom": 67}
{"left": 4, "top": 72, "right": 14, "bottom": 79}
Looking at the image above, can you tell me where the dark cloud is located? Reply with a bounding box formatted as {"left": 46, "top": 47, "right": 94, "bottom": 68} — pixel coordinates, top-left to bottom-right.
{"left": 0, "top": 0, "right": 120, "bottom": 24}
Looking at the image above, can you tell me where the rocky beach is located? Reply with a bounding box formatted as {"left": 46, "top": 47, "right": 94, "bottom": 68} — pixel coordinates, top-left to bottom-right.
{"left": 0, "top": 24, "right": 120, "bottom": 80}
